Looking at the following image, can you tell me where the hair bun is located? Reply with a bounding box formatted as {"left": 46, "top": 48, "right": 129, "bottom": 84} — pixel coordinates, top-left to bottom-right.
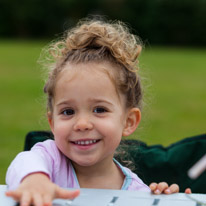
{"left": 59, "top": 19, "right": 142, "bottom": 72}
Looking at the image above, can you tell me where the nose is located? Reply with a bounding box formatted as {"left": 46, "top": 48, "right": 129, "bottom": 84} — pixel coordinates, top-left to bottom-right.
{"left": 73, "top": 115, "right": 93, "bottom": 131}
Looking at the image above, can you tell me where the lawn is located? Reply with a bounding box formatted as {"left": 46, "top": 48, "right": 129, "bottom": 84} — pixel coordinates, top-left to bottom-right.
{"left": 0, "top": 40, "right": 205, "bottom": 184}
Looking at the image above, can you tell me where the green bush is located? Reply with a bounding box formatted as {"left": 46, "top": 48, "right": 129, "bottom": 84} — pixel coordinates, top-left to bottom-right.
{"left": 0, "top": 0, "right": 206, "bottom": 45}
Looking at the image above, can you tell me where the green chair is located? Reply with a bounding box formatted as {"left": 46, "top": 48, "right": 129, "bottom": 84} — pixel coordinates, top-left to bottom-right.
{"left": 24, "top": 131, "right": 206, "bottom": 193}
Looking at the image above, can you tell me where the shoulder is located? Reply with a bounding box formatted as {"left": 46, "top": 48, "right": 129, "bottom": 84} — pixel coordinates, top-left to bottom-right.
{"left": 114, "top": 160, "right": 150, "bottom": 192}
{"left": 31, "top": 140, "right": 78, "bottom": 188}
{"left": 31, "top": 139, "right": 57, "bottom": 150}
{"left": 124, "top": 167, "right": 150, "bottom": 192}
{"left": 31, "top": 139, "right": 59, "bottom": 155}
{"left": 31, "top": 139, "right": 56, "bottom": 150}
{"left": 30, "top": 140, "right": 66, "bottom": 164}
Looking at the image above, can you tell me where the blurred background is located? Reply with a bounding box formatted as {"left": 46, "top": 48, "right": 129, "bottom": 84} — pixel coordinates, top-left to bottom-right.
{"left": 0, "top": 0, "right": 205, "bottom": 184}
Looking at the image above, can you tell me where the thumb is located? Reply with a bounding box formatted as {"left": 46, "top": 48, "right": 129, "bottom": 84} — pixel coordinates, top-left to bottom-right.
{"left": 55, "top": 186, "right": 80, "bottom": 199}
{"left": 5, "top": 190, "right": 23, "bottom": 201}
{"left": 185, "top": 188, "right": 192, "bottom": 194}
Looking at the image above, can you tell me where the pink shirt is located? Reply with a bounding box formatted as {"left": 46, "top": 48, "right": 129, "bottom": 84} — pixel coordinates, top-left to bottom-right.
{"left": 6, "top": 140, "right": 150, "bottom": 192}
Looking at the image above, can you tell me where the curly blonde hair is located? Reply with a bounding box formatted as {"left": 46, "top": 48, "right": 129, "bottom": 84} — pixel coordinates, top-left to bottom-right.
{"left": 43, "top": 18, "right": 143, "bottom": 112}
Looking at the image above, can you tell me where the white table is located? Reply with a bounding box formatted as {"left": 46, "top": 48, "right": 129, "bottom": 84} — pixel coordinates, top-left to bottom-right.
{"left": 0, "top": 185, "right": 16, "bottom": 205}
{"left": 1, "top": 185, "right": 206, "bottom": 206}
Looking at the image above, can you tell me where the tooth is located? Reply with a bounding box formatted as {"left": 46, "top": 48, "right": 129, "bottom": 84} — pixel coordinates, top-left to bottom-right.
{"left": 74, "top": 140, "right": 99, "bottom": 145}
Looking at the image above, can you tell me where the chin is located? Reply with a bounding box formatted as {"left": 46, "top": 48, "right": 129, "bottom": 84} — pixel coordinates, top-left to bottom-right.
{"left": 76, "top": 161, "right": 96, "bottom": 167}
{"left": 72, "top": 158, "right": 98, "bottom": 167}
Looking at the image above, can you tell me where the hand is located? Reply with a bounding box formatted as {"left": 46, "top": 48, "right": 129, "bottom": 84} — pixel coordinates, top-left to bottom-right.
{"left": 5, "top": 173, "right": 80, "bottom": 206}
{"left": 149, "top": 182, "right": 179, "bottom": 194}
{"left": 149, "top": 182, "right": 192, "bottom": 194}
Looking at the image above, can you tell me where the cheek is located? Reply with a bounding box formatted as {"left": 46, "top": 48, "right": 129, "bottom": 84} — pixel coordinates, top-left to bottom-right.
{"left": 98, "top": 118, "right": 124, "bottom": 140}
{"left": 52, "top": 120, "right": 71, "bottom": 140}
{"left": 53, "top": 124, "right": 69, "bottom": 154}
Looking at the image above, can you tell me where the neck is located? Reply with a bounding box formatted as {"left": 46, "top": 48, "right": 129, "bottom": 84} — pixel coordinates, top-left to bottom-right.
{"left": 71, "top": 156, "right": 124, "bottom": 189}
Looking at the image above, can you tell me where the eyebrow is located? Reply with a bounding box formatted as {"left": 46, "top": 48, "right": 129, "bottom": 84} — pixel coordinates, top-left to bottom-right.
{"left": 56, "top": 98, "right": 114, "bottom": 107}
{"left": 56, "top": 100, "right": 74, "bottom": 107}
{"left": 88, "top": 98, "right": 114, "bottom": 105}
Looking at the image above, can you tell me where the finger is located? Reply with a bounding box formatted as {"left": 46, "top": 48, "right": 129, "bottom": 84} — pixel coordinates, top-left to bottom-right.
{"left": 33, "top": 193, "right": 43, "bottom": 206}
{"left": 43, "top": 195, "right": 53, "bottom": 206}
{"left": 164, "top": 184, "right": 179, "bottom": 194}
{"left": 154, "top": 182, "right": 169, "bottom": 194}
{"left": 185, "top": 188, "right": 192, "bottom": 194}
{"left": 20, "top": 191, "right": 32, "bottom": 206}
{"left": 55, "top": 187, "right": 80, "bottom": 199}
{"left": 149, "top": 183, "right": 158, "bottom": 191}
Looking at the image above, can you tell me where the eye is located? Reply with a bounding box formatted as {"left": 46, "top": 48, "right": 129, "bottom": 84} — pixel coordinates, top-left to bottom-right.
{"left": 62, "top": 108, "right": 75, "bottom": 116}
{"left": 93, "top": 107, "right": 108, "bottom": 113}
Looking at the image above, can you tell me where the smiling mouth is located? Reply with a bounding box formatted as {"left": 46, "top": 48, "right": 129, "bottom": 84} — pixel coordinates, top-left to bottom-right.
{"left": 71, "top": 139, "right": 100, "bottom": 146}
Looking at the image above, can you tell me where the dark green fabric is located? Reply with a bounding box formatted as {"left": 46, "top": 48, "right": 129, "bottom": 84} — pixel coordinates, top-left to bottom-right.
{"left": 24, "top": 131, "right": 54, "bottom": 151}
{"left": 24, "top": 131, "right": 206, "bottom": 193}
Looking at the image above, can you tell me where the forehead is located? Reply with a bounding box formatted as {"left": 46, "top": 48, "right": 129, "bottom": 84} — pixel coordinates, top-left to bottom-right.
{"left": 57, "top": 61, "right": 117, "bottom": 86}
{"left": 55, "top": 62, "right": 126, "bottom": 105}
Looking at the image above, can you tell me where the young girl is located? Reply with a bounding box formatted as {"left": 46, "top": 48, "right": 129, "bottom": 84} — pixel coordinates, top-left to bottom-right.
{"left": 6, "top": 18, "right": 186, "bottom": 206}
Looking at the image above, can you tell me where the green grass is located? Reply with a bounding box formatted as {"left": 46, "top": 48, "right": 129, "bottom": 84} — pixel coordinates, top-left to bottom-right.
{"left": 135, "top": 47, "right": 206, "bottom": 144}
{"left": 0, "top": 40, "right": 206, "bottom": 184}
{"left": 0, "top": 40, "right": 50, "bottom": 184}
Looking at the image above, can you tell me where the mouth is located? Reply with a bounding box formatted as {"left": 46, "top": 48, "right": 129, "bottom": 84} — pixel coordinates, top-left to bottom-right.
{"left": 71, "top": 139, "right": 100, "bottom": 146}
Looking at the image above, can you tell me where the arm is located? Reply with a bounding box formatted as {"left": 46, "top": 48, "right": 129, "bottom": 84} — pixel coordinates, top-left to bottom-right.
{"left": 6, "top": 173, "right": 80, "bottom": 206}
{"left": 6, "top": 140, "right": 69, "bottom": 190}
{"left": 6, "top": 140, "right": 80, "bottom": 205}
{"left": 6, "top": 151, "right": 52, "bottom": 190}
{"left": 6, "top": 140, "right": 55, "bottom": 190}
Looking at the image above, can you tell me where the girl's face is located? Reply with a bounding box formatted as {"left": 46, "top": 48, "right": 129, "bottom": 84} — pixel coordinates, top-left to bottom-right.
{"left": 48, "top": 62, "right": 140, "bottom": 168}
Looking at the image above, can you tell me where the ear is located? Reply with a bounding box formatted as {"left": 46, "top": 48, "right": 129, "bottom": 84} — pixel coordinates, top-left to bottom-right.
{"left": 47, "top": 111, "right": 54, "bottom": 133}
{"left": 122, "top": 108, "right": 141, "bottom": 137}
